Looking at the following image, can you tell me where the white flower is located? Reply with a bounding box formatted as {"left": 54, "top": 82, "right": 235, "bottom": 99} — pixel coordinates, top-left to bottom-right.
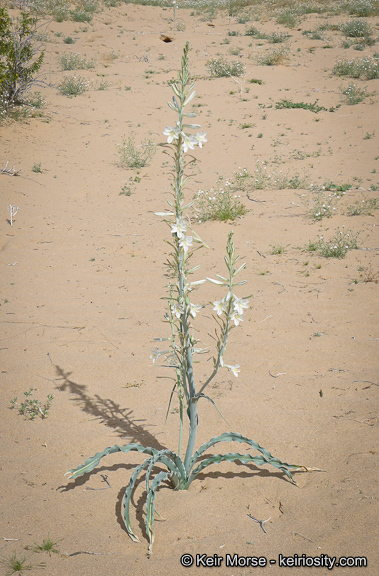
{"left": 171, "top": 219, "right": 187, "bottom": 239}
{"left": 179, "top": 235, "right": 193, "bottom": 253}
{"left": 231, "top": 311, "right": 244, "bottom": 326}
{"left": 150, "top": 348, "right": 161, "bottom": 363}
{"left": 213, "top": 299, "right": 227, "bottom": 316}
{"left": 163, "top": 125, "right": 180, "bottom": 143}
{"left": 233, "top": 295, "right": 249, "bottom": 315}
{"left": 225, "top": 364, "right": 240, "bottom": 377}
{"left": 181, "top": 132, "right": 197, "bottom": 153}
{"left": 189, "top": 303, "right": 202, "bottom": 318}
{"left": 171, "top": 301, "right": 183, "bottom": 319}
{"left": 196, "top": 131, "right": 207, "bottom": 148}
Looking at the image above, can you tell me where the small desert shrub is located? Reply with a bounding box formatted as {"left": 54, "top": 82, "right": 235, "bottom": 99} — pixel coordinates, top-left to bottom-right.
{"left": 341, "top": 82, "right": 367, "bottom": 104}
{"left": 58, "top": 74, "right": 89, "bottom": 96}
{"left": 63, "top": 36, "right": 75, "bottom": 44}
{"left": 71, "top": 10, "right": 93, "bottom": 22}
{"left": 276, "top": 9, "right": 298, "bottom": 28}
{"left": 340, "top": 18, "right": 372, "bottom": 38}
{"left": 302, "top": 189, "right": 343, "bottom": 221}
{"left": 270, "top": 244, "right": 287, "bottom": 255}
{"left": 208, "top": 56, "right": 244, "bottom": 77}
{"left": 245, "top": 25, "right": 265, "bottom": 38}
{"left": 346, "top": 196, "right": 378, "bottom": 215}
{"left": 256, "top": 47, "right": 288, "bottom": 66}
{"left": 345, "top": 0, "right": 374, "bottom": 17}
{"left": 268, "top": 31, "right": 289, "bottom": 43}
{"left": 308, "top": 228, "right": 360, "bottom": 258}
{"left": 58, "top": 52, "right": 95, "bottom": 70}
{"left": 117, "top": 133, "right": 155, "bottom": 168}
{"left": 194, "top": 180, "right": 248, "bottom": 222}
{"left": 232, "top": 163, "right": 308, "bottom": 193}
{"left": 332, "top": 56, "right": 379, "bottom": 79}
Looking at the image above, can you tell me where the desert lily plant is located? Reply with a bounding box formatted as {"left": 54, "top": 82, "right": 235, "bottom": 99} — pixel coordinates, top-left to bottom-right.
{"left": 66, "top": 43, "right": 304, "bottom": 554}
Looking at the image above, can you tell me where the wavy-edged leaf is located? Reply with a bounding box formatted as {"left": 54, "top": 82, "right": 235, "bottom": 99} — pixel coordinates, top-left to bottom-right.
{"left": 146, "top": 470, "right": 170, "bottom": 555}
{"left": 188, "top": 432, "right": 302, "bottom": 483}
{"left": 145, "top": 449, "right": 185, "bottom": 495}
{"left": 65, "top": 443, "right": 157, "bottom": 480}
{"left": 186, "top": 451, "right": 294, "bottom": 487}
{"left": 124, "top": 460, "right": 151, "bottom": 542}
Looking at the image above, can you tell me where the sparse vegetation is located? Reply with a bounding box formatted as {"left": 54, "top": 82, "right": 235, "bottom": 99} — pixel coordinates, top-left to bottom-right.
{"left": 346, "top": 196, "right": 378, "bottom": 215}
{"left": 341, "top": 82, "right": 367, "bottom": 104}
{"left": 58, "top": 74, "right": 89, "bottom": 96}
{"left": 208, "top": 56, "right": 244, "bottom": 77}
{"left": 58, "top": 52, "right": 95, "bottom": 70}
{"left": 194, "top": 179, "right": 248, "bottom": 222}
{"left": 256, "top": 47, "right": 288, "bottom": 66}
{"left": 307, "top": 228, "right": 360, "bottom": 258}
{"left": 275, "top": 99, "right": 328, "bottom": 113}
{"left": 117, "top": 133, "right": 155, "bottom": 168}
{"left": 10, "top": 387, "right": 53, "bottom": 419}
{"left": 33, "top": 535, "right": 60, "bottom": 556}
{"left": 332, "top": 56, "right": 379, "bottom": 79}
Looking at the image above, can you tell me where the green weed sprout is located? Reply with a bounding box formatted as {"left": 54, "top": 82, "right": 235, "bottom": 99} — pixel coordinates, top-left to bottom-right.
{"left": 10, "top": 388, "right": 53, "bottom": 420}
{"left": 66, "top": 42, "right": 304, "bottom": 555}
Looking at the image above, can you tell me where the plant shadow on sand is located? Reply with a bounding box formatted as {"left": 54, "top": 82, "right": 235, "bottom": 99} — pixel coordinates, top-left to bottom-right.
{"left": 53, "top": 362, "right": 166, "bottom": 449}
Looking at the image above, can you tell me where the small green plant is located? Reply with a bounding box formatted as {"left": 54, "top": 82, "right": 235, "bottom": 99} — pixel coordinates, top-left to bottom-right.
{"left": 303, "top": 189, "right": 342, "bottom": 221}
{"left": 71, "top": 10, "right": 93, "bottom": 23}
{"left": 33, "top": 535, "right": 60, "bottom": 556}
{"left": 208, "top": 56, "right": 244, "bottom": 77}
{"left": 270, "top": 244, "right": 287, "bottom": 255}
{"left": 245, "top": 25, "right": 265, "bottom": 38}
{"left": 0, "top": 553, "right": 32, "bottom": 576}
{"left": 58, "top": 52, "right": 95, "bottom": 70}
{"left": 10, "top": 388, "right": 53, "bottom": 419}
{"left": 346, "top": 196, "right": 378, "bottom": 215}
{"left": 332, "top": 56, "right": 379, "bottom": 80}
{"left": 248, "top": 77, "right": 263, "bottom": 85}
{"left": 358, "top": 263, "right": 378, "bottom": 283}
{"left": 276, "top": 9, "right": 298, "bottom": 28}
{"left": 117, "top": 133, "right": 155, "bottom": 168}
{"left": 120, "top": 184, "right": 132, "bottom": 196}
{"left": 268, "top": 32, "right": 289, "bottom": 43}
{"left": 63, "top": 36, "right": 75, "bottom": 44}
{"left": 67, "top": 42, "right": 304, "bottom": 555}
{"left": 275, "top": 98, "right": 327, "bottom": 113}
{"left": 341, "top": 82, "right": 367, "bottom": 104}
{"left": 32, "top": 162, "right": 42, "bottom": 173}
{"left": 194, "top": 180, "right": 248, "bottom": 222}
{"left": 308, "top": 228, "right": 360, "bottom": 259}
{"left": 58, "top": 75, "right": 89, "bottom": 96}
{"left": 256, "top": 47, "right": 288, "bottom": 66}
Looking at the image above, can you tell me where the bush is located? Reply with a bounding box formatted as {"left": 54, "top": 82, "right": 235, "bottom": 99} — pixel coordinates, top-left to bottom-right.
{"left": 58, "top": 75, "right": 89, "bottom": 96}
{"left": 0, "top": 8, "right": 45, "bottom": 109}
{"left": 58, "top": 52, "right": 95, "bottom": 70}
{"left": 340, "top": 18, "right": 372, "bottom": 38}
{"left": 208, "top": 56, "right": 244, "bottom": 77}
{"left": 117, "top": 133, "right": 155, "bottom": 168}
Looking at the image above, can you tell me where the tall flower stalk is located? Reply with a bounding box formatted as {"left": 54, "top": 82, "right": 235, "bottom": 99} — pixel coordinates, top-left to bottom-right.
{"left": 66, "top": 43, "right": 305, "bottom": 555}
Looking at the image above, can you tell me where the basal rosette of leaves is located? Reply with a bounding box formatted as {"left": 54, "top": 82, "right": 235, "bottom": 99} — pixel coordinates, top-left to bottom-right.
{"left": 66, "top": 42, "right": 307, "bottom": 555}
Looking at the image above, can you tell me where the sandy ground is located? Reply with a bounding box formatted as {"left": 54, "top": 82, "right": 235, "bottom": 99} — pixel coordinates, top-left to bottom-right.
{"left": 1, "top": 3, "right": 378, "bottom": 575}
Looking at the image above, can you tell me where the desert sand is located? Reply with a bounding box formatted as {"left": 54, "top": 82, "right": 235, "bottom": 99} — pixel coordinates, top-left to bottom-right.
{"left": 0, "top": 2, "right": 378, "bottom": 575}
